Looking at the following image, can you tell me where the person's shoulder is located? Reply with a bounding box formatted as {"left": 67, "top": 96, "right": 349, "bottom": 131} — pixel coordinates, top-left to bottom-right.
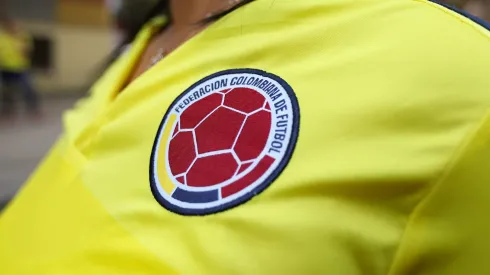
{"left": 401, "top": 0, "right": 490, "bottom": 40}
{"left": 366, "top": 0, "right": 490, "bottom": 104}
{"left": 376, "top": 0, "right": 490, "bottom": 53}
{"left": 337, "top": 0, "right": 490, "bottom": 52}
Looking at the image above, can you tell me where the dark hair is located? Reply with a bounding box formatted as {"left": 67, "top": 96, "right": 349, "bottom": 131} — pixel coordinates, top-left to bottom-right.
{"left": 83, "top": 0, "right": 255, "bottom": 93}
{"left": 201, "top": 0, "right": 256, "bottom": 24}
{"left": 102, "top": 0, "right": 255, "bottom": 70}
{"left": 120, "top": 0, "right": 170, "bottom": 47}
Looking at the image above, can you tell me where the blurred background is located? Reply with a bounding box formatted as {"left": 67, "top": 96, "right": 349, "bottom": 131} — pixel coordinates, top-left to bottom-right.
{"left": 0, "top": 0, "right": 156, "bottom": 204}
{"left": 0, "top": 0, "right": 489, "bottom": 206}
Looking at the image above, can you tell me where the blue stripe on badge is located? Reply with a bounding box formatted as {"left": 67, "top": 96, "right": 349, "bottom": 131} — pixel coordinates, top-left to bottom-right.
{"left": 172, "top": 188, "right": 219, "bottom": 203}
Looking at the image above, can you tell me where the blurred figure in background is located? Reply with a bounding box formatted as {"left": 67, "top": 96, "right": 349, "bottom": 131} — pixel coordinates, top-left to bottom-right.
{"left": 0, "top": 15, "right": 41, "bottom": 120}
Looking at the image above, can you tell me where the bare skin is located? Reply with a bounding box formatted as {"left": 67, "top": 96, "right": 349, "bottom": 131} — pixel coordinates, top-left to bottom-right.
{"left": 464, "top": 0, "right": 490, "bottom": 19}
{"left": 445, "top": 0, "right": 490, "bottom": 19}
{"left": 127, "top": 0, "right": 239, "bottom": 83}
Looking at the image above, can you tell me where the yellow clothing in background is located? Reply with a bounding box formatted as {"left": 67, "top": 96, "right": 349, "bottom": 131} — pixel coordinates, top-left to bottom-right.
{"left": 0, "top": 28, "right": 32, "bottom": 72}
{"left": 2, "top": 0, "right": 490, "bottom": 274}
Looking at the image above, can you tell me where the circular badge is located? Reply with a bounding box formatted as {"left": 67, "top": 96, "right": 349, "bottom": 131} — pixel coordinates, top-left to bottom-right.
{"left": 150, "top": 69, "right": 300, "bottom": 215}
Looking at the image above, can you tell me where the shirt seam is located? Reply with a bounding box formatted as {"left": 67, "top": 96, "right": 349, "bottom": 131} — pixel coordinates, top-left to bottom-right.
{"left": 386, "top": 3, "right": 490, "bottom": 274}
{"left": 386, "top": 113, "right": 489, "bottom": 275}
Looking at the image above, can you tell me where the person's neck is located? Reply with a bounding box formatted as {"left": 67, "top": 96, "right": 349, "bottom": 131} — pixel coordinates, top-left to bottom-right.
{"left": 170, "top": 0, "right": 231, "bottom": 27}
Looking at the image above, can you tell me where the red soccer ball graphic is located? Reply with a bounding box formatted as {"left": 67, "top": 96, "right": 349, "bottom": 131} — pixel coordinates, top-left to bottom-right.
{"left": 168, "top": 87, "right": 272, "bottom": 188}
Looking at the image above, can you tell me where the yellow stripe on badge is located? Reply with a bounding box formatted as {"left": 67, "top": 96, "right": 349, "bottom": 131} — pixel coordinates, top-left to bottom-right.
{"left": 156, "top": 114, "right": 177, "bottom": 195}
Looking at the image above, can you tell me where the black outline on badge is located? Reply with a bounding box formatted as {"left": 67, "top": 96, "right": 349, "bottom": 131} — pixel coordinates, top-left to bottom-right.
{"left": 149, "top": 68, "right": 300, "bottom": 216}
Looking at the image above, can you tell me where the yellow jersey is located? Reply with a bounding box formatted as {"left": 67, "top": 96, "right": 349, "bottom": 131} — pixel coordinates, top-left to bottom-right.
{"left": 2, "top": 0, "right": 490, "bottom": 274}
{"left": 0, "top": 27, "right": 31, "bottom": 71}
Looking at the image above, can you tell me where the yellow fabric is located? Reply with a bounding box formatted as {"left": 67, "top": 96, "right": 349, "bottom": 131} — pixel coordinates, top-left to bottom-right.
{"left": 0, "top": 28, "right": 31, "bottom": 71}
{"left": 2, "top": 0, "right": 490, "bottom": 274}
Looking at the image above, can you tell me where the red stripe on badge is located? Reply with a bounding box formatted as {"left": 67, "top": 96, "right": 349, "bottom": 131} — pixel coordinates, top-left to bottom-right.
{"left": 221, "top": 155, "right": 276, "bottom": 198}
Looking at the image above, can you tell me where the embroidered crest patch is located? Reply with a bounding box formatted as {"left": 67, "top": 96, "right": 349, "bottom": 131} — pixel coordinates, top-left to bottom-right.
{"left": 150, "top": 69, "right": 300, "bottom": 215}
